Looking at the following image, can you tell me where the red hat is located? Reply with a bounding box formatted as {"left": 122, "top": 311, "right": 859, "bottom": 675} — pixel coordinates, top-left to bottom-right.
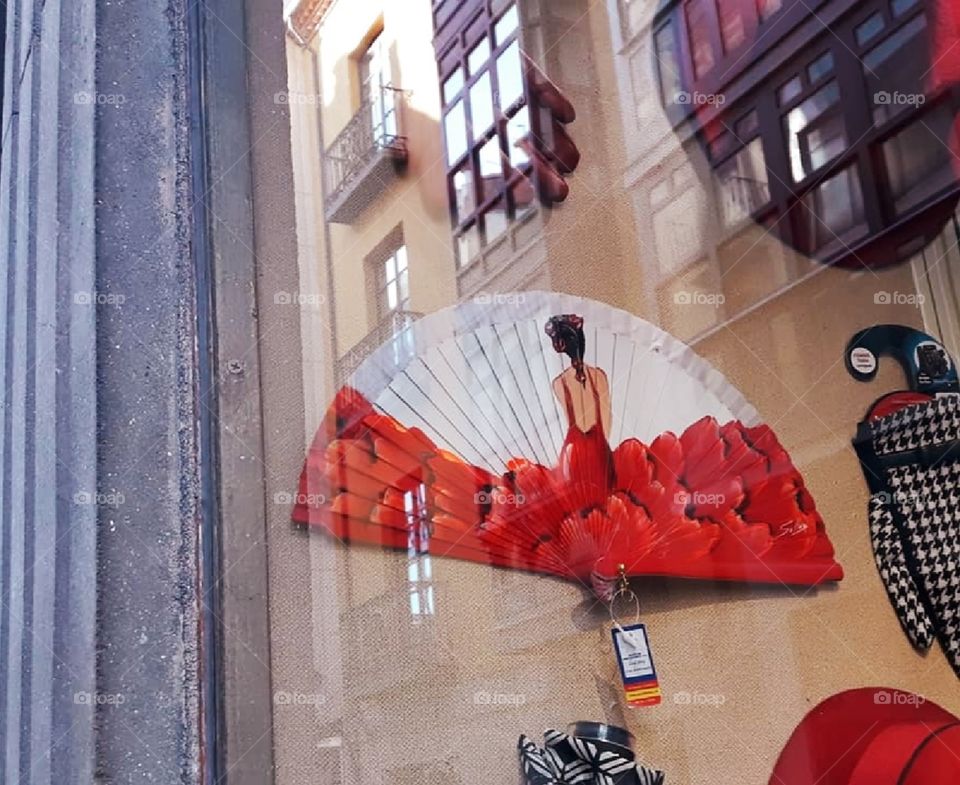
{"left": 769, "top": 688, "right": 960, "bottom": 785}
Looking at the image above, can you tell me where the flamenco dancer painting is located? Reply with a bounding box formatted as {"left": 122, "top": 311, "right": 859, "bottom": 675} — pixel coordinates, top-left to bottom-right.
{"left": 292, "top": 293, "right": 842, "bottom": 597}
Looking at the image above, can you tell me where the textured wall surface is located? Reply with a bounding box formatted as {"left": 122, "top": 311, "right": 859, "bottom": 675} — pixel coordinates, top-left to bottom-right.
{"left": 0, "top": 0, "right": 202, "bottom": 782}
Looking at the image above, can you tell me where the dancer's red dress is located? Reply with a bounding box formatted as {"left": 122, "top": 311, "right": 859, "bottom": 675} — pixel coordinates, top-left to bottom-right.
{"left": 293, "top": 373, "right": 843, "bottom": 593}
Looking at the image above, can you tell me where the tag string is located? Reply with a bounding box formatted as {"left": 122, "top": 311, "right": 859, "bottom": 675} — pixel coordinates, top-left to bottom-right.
{"left": 608, "top": 563, "right": 641, "bottom": 633}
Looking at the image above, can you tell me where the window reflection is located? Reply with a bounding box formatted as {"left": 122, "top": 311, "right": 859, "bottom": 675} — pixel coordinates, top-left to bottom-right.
{"left": 443, "top": 68, "right": 463, "bottom": 103}
{"left": 862, "top": 14, "right": 928, "bottom": 126}
{"left": 717, "top": 138, "right": 770, "bottom": 227}
{"left": 404, "top": 486, "right": 435, "bottom": 621}
{"left": 685, "top": 0, "right": 716, "bottom": 78}
{"left": 717, "top": 0, "right": 746, "bottom": 52}
{"left": 467, "top": 37, "right": 491, "bottom": 75}
{"left": 799, "top": 164, "right": 866, "bottom": 251}
{"left": 506, "top": 107, "right": 530, "bottom": 167}
{"left": 497, "top": 41, "right": 524, "bottom": 110}
{"left": 453, "top": 164, "right": 475, "bottom": 223}
{"left": 785, "top": 81, "right": 845, "bottom": 181}
{"left": 444, "top": 101, "right": 467, "bottom": 165}
{"left": 655, "top": 23, "right": 683, "bottom": 105}
{"left": 757, "top": 0, "right": 782, "bottom": 21}
{"left": 855, "top": 12, "right": 885, "bottom": 46}
{"left": 478, "top": 136, "right": 504, "bottom": 201}
{"left": 471, "top": 72, "right": 494, "bottom": 137}
{"left": 494, "top": 5, "right": 518, "bottom": 44}
{"left": 884, "top": 103, "right": 956, "bottom": 215}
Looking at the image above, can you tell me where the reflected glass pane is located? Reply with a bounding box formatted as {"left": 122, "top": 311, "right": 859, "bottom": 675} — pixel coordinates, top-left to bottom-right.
{"left": 444, "top": 101, "right": 467, "bottom": 164}
{"left": 716, "top": 138, "right": 770, "bottom": 227}
{"left": 510, "top": 178, "right": 536, "bottom": 216}
{"left": 655, "top": 23, "right": 683, "bottom": 105}
{"left": 778, "top": 75, "right": 802, "bottom": 106}
{"left": 478, "top": 136, "right": 504, "bottom": 201}
{"left": 685, "top": 0, "right": 716, "bottom": 78}
{"left": 758, "top": 0, "right": 782, "bottom": 21}
{"left": 506, "top": 107, "right": 531, "bottom": 167}
{"left": 736, "top": 110, "right": 759, "bottom": 139}
{"left": 494, "top": 5, "right": 519, "bottom": 44}
{"left": 471, "top": 71, "right": 494, "bottom": 137}
{"left": 855, "top": 12, "right": 885, "bottom": 46}
{"left": 717, "top": 0, "right": 747, "bottom": 52}
{"left": 443, "top": 68, "right": 464, "bottom": 103}
{"left": 468, "top": 37, "right": 491, "bottom": 75}
{"left": 807, "top": 51, "right": 834, "bottom": 82}
{"left": 456, "top": 224, "right": 481, "bottom": 266}
{"left": 883, "top": 103, "right": 956, "bottom": 214}
{"left": 799, "top": 164, "right": 866, "bottom": 250}
{"left": 862, "top": 15, "right": 928, "bottom": 126}
{"left": 892, "top": 0, "right": 919, "bottom": 16}
{"left": 483, "top": 200, "right": 509, "bottom": 244}
{"left": 785, "top": 81, "right": 845, "bottom": 181}
{"left": 496, "top": 41, "right": 524, "bottom": 109}
{"left": 452, "top": 164, "right": 475, "bottom": 223}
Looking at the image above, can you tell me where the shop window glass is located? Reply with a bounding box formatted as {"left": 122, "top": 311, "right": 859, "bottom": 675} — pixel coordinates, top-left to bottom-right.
{"left": 883, "top": 103, "right": 956, "bottom": 215}
{"left": 717, "top": 137, "right": 770, "bottom": 227}
{"left": 799, "top": 164, "right": 866, "bottom": 250}
{"left": 785, "top": 81, "right": 845, "bottom": 181}
{"left": 862, "top": 14, "right": 928, "bottom": 126}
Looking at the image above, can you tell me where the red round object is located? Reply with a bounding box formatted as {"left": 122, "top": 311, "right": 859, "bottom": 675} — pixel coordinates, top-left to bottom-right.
{"left": 769, "top": 688, "right": 960, "bottom": 785}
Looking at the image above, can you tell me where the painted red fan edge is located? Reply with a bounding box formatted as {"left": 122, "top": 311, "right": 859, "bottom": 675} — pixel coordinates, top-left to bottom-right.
{"left": 291, "top": 387, "right": 843, "bottom": 594}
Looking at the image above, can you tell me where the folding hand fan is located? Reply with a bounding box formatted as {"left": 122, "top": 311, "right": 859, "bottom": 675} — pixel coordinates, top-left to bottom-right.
{"left": 293, "top": 292, "right": 842, "bottom": 597}
{"left": 847, "top": 325, "right": 960, "bottom": 676}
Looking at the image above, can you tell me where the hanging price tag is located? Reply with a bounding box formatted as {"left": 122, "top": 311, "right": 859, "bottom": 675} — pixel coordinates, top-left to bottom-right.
{"left": 611, "top": 622, "right": 661, "bottom": 708}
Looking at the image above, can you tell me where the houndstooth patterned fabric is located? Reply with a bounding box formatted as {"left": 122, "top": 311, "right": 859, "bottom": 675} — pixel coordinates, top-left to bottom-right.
{"left": 868, "top": 495, "right": 935, "bottom": 650}
{"left": 519, "top": 730, "right": 665, "bottom": 785}
{"left": 864, "top": 395, "right": 960, "bottom": 677}
{"left": 872, "top": 395, "right": 960, "bottom": 455}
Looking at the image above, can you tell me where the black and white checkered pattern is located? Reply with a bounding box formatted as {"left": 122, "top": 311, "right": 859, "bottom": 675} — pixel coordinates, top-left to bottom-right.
{"left": 864, "top": 395, "right": 960, "bottom": 677}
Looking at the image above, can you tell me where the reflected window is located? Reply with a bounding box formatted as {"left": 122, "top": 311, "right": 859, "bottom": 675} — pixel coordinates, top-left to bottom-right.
{"left": 778, "top": 75, "right": 802, "bottom": 106}
{"left": 377, "top": 245, "right": 410, "bottom": 316}
{"left": 686, "top": 0, "right": 717, "bottom": 78}
{"left": 807, "top": 51, "right": 834, "bottom": 82}
{"left": 655, "top": 22, "right": 683, "bottom": 105}
{"left": 862, "top": 14, "right": 928, "bottom": 126}
{"left": 497, "top": 41, "right": 524, "bottom": 109}
{"left": 892, "top": 0, "right": 919, "bottom": 16}
{"left": 717, "top": 0, "right": 747, "bottom": 52}
{"left": 717, "top": 138, "right": 770, "bottom": 227}
{"left": 444, "top": 101, "right": 467, "bottom": 165}
{"left": 883, "top": 103, "right": 956, "bottom": 215}
{"left": 855, "top": 12, "right": 886, "bottom": 46}
{"left": 785, "top": 81, "right": 846, "bottom": 181}
{"left": 798, "top": 164, "right": 866, "bottom": 251}
{"left": 439, "top": 2, "right": 532, "bottom": 264}
{"left": 471, "top": 71, "right": 494, "bottom": 137}
{"left": 757, "top": 0, "right": 782, "bottom": 21}
{"left": 452, "top": 164, "right": 475, "bottom": 223}
{"left": 404, "top": 486, "right": 435, "bottom": 620}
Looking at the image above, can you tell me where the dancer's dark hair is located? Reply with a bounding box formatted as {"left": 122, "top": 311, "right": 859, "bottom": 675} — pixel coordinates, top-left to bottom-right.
{"left": 545, "top": 314, "right": 586, "bottom": 384}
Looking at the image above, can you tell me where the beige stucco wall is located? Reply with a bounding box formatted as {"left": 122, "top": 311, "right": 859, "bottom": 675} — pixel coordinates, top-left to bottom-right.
{"left": 266, "top": 1, "right": 960, "bottom": 784}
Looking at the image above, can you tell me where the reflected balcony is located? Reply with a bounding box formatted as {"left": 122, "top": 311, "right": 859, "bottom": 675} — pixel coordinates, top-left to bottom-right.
{"left": 336, "top": 309, "right": 423, "bottom": 384}
{"left": 324, "top": 86, "right": 408, "bottom": 224}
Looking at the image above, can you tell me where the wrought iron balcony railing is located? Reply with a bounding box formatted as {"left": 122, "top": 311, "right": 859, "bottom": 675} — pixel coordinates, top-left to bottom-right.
{"left": 336, "top": 309, "right": 423, "bottom": 384}
{"left": 324, "top": 85, "right": 408, "bottom": 223}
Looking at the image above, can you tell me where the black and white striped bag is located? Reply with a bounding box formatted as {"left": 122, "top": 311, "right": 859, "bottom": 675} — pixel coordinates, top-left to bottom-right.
{"left": 519, "top": 728, "right": 664, "bottom": 785}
